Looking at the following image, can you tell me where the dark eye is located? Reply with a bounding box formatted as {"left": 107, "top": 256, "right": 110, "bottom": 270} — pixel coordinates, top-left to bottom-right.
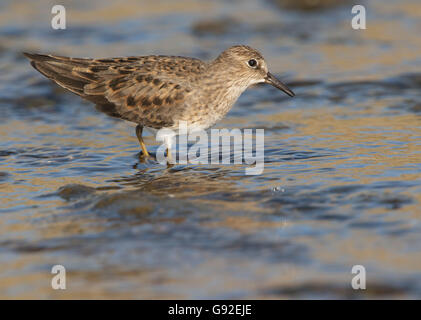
{"left": 248, "top": 59, "right": 257, "bottom": 68}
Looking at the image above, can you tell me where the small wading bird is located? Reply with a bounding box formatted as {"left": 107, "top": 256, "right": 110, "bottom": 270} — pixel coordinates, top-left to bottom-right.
{"left": 24, "top": 45, "right": 294, "bottom": 161}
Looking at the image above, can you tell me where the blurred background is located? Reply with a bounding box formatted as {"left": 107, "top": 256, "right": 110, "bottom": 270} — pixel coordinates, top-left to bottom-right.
{"left": 1, "top": 0, "right": 421, "bottom": 299}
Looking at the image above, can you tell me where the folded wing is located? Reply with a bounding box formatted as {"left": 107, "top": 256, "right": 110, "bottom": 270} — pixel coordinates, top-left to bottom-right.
{"left": 24, "top": 53, "right": 202, "bottom": 128}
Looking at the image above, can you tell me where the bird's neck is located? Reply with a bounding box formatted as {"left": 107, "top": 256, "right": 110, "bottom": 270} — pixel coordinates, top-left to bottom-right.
{"left": 203, "top": 61, "right": 250, "bottom": 94}
{"left": 194, "top": 64, "right": 248, "bottom": 123}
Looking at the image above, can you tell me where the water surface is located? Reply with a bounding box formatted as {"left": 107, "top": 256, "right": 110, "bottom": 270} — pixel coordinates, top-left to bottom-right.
{"left": 1, "top": 0, "right": 421, "bottom": 299}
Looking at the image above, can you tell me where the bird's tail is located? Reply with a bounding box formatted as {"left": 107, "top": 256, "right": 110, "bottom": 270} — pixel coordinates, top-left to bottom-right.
{"left": 23, "top": 52, "right": 98, "bottom": 96}
{"left": 23, "top": 52, "right": 133, "bottom": 119}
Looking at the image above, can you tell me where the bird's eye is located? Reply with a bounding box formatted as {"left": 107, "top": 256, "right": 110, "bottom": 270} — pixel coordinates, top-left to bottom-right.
{"left": 248, "top": 59, "right": 257, "bottom": 68}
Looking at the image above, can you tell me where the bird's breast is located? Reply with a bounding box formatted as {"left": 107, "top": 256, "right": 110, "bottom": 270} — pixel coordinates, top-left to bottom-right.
{"left": 175, "top": 82, "right": 247, "bottom": 131}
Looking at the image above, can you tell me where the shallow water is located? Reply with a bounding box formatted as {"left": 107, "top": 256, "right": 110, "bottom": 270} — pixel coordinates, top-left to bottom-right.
{"left": 1, "top": 0, "right": 421, "bottom": 299}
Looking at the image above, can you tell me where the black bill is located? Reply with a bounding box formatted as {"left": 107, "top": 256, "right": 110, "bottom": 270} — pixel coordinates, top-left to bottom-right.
{"left": 265, "top": 72, "right": 295, "bottom": 97}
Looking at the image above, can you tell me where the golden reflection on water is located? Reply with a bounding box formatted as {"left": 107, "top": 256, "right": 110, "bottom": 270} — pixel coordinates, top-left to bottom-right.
{"left": 1, "top": 0, "right": 421, "bottom": 299}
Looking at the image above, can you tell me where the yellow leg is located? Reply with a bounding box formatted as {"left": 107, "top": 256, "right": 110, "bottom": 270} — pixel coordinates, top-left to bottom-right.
{"left": 166, "top": 148, "right": 174, "bottom": 167}
{"left": 135, "top": 125, "right": 150, "bottom": 157}
{"left": 166, "top": 148, "right": 173, "bottom": 162}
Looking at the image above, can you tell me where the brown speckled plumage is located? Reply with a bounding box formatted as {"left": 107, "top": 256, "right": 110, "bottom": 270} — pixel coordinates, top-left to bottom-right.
{"left": 24, "top": 45, "right": 294, "bottom": 157}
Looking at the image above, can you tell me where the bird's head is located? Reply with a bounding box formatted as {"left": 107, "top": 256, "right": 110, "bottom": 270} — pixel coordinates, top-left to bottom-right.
{"left": 213, "top": 45, "right": 295, "bottom": 97}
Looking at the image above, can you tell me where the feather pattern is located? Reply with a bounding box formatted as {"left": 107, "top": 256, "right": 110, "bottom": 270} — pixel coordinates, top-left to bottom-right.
{"left": 24, "top": 53, "right": 206, "bottom": 128}
{"left": 23, "top": 46, "right": 293, "bottom": 132}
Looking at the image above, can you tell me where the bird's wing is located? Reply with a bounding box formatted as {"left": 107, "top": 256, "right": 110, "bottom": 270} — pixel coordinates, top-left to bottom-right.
{"left": 24, "top": 53, "right": 204, "bottom": 128}
{"left": 84, "top": 67, "right": 195, "bottom": 128}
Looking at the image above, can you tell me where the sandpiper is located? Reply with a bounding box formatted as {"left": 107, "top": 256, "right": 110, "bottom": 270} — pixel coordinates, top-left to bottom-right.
{"left": 24, "top": 45, "right": 294, "bottom": 159}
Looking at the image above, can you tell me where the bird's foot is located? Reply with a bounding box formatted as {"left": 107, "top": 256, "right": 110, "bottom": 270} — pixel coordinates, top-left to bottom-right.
{"left": 138, "top": 152, "right": 157, "bottom": 164}
{"left": 138, "top": 150, "right": 175, "bottom": 167}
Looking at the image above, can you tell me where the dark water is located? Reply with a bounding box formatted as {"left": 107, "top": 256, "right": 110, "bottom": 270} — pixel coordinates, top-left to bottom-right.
{"left": 1, "top": 0, "right": 421, "bottom": 299}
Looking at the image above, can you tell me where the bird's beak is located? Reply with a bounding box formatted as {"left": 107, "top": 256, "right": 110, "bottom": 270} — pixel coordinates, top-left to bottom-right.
{"left": 265, "top": 72, "right": 295, "bottom": 97}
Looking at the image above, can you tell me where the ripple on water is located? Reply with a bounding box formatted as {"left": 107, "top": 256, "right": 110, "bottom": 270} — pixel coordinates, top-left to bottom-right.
{"left": 1, "top": 0, "right": 421, "bottom": 299}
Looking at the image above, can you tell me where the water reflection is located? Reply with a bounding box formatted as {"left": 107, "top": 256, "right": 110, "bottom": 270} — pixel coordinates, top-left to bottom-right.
{"left": 1, "top": 0, "right": 421, "bottom": 299}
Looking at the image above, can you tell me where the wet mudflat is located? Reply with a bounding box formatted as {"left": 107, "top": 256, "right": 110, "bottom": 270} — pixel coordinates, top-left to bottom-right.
{"left": 1, "top": 0, "right": 421, "bottom": 298}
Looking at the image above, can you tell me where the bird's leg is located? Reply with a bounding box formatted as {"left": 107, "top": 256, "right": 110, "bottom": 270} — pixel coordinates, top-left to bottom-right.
{"left": 166, "top": 147, "right": 173, "bottom": 164}
{"left": 135, "top": 124, "right": 150, "bottom": 157}
{"left": 164, "top": 136, "right": 175, "bottom": 166}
